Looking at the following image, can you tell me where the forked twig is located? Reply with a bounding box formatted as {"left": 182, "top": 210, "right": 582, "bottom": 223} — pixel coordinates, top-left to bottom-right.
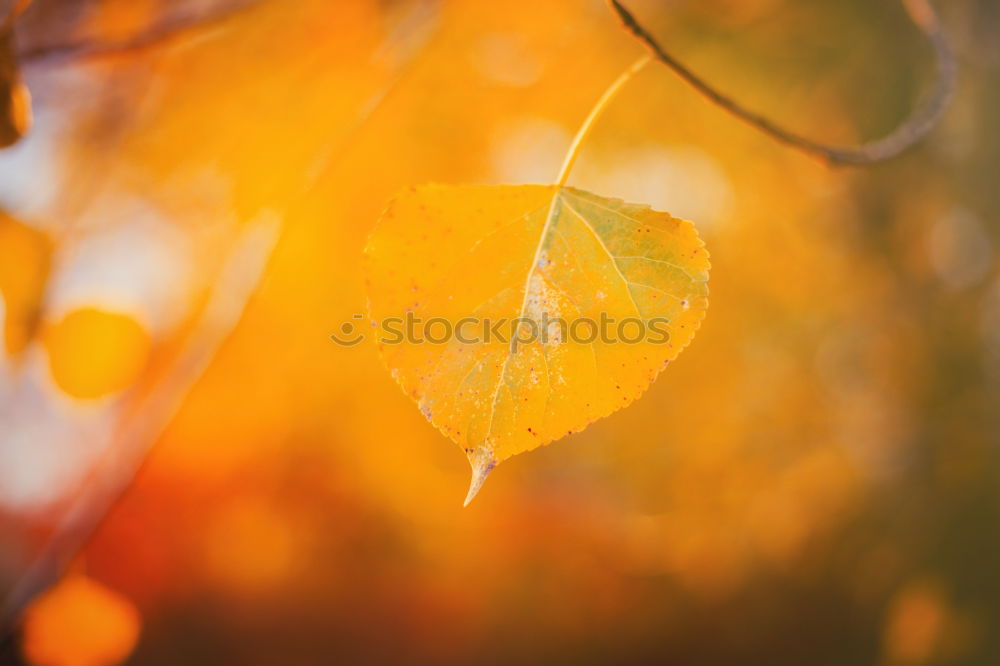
{"left": 607, "top": 0, "right": 956, "bottom": 165}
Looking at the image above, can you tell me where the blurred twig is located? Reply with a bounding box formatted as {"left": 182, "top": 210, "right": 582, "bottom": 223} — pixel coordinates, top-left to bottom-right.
{"left": 18, "top": 0, "right": 261, "bottom": 64}
{"left": 2, "top": 0, "right": 31, "bottom": 30}
{"left": 607, "top": 0, "right": 956, "bottom": 166}
{"left": 0, "top": 217, "right": 280, "bottom": 633}
{"left": 0, "top": 1, "right": 440, "bottom": 631}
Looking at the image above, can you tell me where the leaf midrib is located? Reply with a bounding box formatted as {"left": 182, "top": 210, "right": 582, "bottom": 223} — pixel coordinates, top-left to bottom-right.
{"left": 482, "top": 186, "right": 657, "bottom": 449}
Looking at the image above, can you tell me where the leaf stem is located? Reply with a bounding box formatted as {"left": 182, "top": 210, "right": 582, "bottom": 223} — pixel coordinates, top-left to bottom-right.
{"left": 556, "top": 53, "right": 651, "bottom": 187}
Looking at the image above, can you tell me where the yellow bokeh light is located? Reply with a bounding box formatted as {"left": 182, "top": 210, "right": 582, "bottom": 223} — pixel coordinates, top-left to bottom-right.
{"left": 21, "top": 574, "right": 141, "bottom": 666}
{"left": 43, "top": 308, "right": 150, "bottom": 400}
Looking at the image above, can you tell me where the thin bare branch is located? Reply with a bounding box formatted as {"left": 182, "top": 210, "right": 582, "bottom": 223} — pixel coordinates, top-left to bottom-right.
{"left": 607, "top": 0, "right": 956, "bottom": 166}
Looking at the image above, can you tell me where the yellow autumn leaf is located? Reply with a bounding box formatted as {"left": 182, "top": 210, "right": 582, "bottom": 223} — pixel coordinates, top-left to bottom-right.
{"left": 365, "top": 183, "right": 709, "bottom": 503}
{"left": 0, "top": 213, "right": 51, "bottom": 355}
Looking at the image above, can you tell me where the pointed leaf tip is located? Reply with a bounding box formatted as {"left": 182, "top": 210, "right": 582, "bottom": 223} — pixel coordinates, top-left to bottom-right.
{"left": 463, "top": 449, "right": 496, "bottom": 507}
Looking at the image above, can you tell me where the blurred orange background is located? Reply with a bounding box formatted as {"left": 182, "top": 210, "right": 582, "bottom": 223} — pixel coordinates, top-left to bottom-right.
{"left": 2, "top": 0, "right": 999, "bottom": 664}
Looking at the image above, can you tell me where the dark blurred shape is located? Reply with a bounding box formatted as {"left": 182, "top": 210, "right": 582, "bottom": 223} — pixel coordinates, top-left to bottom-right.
{"left": 0, "top": 27, "right": 31, "bottom": 148}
